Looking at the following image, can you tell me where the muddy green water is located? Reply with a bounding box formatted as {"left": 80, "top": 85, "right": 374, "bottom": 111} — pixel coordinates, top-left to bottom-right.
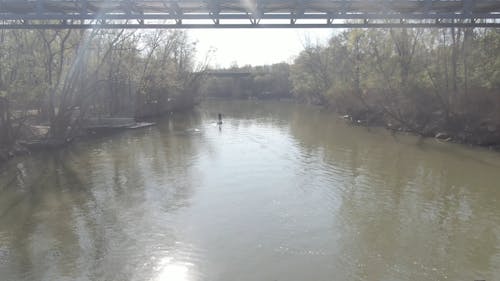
{"left": 1, "top": 100, "right": 499, "bottom": 281}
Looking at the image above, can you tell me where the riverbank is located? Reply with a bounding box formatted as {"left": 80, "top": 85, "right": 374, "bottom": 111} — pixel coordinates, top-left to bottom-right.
{"left": 0, "top": 107, "right": 192, "bottom": 166}
{"left": 207, "top": 96, "right": 500, "bottom": 150}
{"left": 3, "top": 97, "right": 500, "bottom": 167}
{"left": 0, "top": 144, "right": 29, "bottom": 163}
{"left": 205, "top": 96, "right": 500, "bottom": 150}
{"left": 337, "top": 106, "right": 500, "bottom": 151}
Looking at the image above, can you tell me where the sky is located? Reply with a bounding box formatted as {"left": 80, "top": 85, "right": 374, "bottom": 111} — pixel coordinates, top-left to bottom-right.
{"left": 189, "top": 29, "right": 335, "bottom": 68}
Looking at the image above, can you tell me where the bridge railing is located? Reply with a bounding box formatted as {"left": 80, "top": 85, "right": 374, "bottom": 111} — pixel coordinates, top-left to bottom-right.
{"left": 0, "top": 0, "right": 499, "bottom": 28}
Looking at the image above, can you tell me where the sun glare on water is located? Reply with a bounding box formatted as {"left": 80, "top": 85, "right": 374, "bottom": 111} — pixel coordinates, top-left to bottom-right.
{"left": 154, "top": 258, "right": 192, "bottom": 281}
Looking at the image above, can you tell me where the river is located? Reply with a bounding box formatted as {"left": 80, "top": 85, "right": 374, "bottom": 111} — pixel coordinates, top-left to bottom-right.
{"left": 1, "top": 100, "right": 499, "bottom": 281}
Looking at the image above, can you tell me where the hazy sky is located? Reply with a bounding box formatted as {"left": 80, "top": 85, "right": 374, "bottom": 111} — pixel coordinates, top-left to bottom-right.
{"left": 189, "top": 29, "right": 335, "bottom": 68}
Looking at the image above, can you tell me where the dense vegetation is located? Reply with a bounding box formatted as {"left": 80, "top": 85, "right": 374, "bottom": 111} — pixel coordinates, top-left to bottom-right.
{"left": 1, "top": 27, "right": 500, "bottom": 161}
{"left": 293, "top": 28, "right": 500, "bottom": 145}
{"left": 207, "top": 28, "right": 500, "bottom": 147}
{"left": 0, "top": 29, "right": 203, "bottom": 158}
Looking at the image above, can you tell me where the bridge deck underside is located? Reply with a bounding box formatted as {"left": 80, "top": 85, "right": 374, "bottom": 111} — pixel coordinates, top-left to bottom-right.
{"left": 0, "top": 1, "right": 499, "bottom": 28}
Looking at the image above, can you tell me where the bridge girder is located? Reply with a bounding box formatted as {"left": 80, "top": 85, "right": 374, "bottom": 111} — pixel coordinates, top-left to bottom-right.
{"left": 0, "top": 0, "right": 499, "bottom": 29}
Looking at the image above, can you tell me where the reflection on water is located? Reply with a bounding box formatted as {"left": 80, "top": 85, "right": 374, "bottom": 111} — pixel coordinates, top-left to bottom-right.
{"left": 1, "top": 100, "right": 500, "bottom": 281}
{"left": 155, "top": 258, "right": 191, "bottom": 281}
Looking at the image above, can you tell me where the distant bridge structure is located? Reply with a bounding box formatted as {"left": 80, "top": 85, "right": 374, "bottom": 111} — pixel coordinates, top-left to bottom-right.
{"left": 0, "top": 0, "right": 499, "bottom": 29}
{"left": 204, "top": 71, "right": 252, "bottom": 78}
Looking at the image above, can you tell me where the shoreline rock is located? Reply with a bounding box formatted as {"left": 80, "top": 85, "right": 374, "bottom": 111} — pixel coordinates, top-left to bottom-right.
{"left": 341, "top": 113, "right": 500, "bottom": 150}
{"left": 0, "top": 144, "right": 30, "bottom": 163}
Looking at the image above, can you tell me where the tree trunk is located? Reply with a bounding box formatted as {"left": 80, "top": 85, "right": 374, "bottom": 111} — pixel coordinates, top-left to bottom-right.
{"left": 0, "top": 97, "right": 12, "bottom": 145}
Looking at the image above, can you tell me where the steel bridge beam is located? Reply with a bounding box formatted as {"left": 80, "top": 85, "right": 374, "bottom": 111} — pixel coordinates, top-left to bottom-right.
{"left": 1, "top": 22, "right": 498, "bottom": 30}
{"left": 0, "top": 0, "right": 499, "bottom": 29}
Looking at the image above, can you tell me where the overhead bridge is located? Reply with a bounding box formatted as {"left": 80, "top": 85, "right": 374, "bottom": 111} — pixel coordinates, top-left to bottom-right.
{"left": 0, "top": 0, "right": 499, "bottom": 29}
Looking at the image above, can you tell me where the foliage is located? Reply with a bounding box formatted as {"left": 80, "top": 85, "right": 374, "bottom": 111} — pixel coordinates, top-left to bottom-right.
{"left": 0, "top": 28, "right": 202, "bottom": 145}
{"left": 290, "top": 28, "right": 500, "bottom": 144}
